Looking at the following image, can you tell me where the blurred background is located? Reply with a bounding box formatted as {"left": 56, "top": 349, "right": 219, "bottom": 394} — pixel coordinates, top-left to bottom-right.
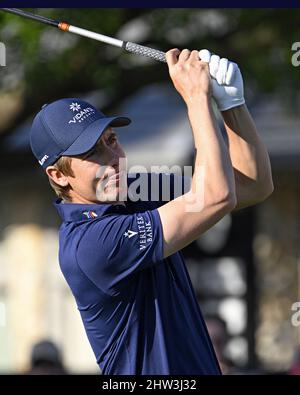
{"left": 0, "top": 8, "right": 300, "bottom": 374}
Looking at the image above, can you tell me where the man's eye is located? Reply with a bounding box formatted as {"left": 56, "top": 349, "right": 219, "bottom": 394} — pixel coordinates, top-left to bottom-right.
{"left": 109, "top": 136, "right": 117, "bottom": 144}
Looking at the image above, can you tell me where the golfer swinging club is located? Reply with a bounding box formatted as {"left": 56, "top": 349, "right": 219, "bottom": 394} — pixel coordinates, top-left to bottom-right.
{"left": 29, "top": 48, "right": 273, "bottom": 374}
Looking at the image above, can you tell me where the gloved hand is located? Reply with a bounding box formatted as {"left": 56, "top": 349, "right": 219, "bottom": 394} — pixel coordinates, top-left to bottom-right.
{"left": 199, "top": 49, "right": 245, "bottom": 111}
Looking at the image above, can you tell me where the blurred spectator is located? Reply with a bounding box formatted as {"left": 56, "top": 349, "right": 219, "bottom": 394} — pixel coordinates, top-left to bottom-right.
{"left": 288, "top": 347, "right": 300, "bottom": 375}
{"left": 25, "top": 339, "right": 68, "bottom": 375}
{"left": 205, "top": 315, "right": 236, "bottom": 374}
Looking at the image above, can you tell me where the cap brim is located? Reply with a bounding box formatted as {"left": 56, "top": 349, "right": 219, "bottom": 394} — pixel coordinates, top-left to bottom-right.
{"left": 62, "top": 116, "right": 131, "bottom": 156}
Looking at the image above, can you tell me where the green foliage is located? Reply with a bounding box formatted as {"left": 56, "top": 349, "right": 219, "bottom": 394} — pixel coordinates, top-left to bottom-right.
{"left": 0, "top": 8, "right": 299, "bottom": 136}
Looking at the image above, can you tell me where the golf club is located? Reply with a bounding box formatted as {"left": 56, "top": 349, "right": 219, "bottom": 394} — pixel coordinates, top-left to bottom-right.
{"left": 1, "top": 8, "right": 167, "bottom": 63}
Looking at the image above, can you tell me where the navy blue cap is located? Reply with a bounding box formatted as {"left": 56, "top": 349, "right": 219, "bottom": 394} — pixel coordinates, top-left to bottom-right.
{"left": 30, "top": 98, "right": 131, "bottom": 169}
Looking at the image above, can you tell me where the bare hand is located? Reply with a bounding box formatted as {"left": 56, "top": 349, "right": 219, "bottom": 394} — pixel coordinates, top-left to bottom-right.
{"left": 166, "top": 48, "right": 212, "bottom": 104}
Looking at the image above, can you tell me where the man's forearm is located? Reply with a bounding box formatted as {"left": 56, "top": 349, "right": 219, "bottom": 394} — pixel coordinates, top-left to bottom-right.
{"left": 187, "top": 96, "right": 236, "bottom": 205}
{"left": 221, "top": 104, "right": 273, "bottom": 207}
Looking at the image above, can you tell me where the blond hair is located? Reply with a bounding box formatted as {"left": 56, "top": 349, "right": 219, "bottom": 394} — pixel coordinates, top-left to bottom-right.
{"left": 48, "top": 156, "right": 74, "bottom": 201}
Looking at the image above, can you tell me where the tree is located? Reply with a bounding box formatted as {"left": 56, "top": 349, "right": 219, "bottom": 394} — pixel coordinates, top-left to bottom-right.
{"left": 0, "top": 8, "right": 298, "bottom": 141}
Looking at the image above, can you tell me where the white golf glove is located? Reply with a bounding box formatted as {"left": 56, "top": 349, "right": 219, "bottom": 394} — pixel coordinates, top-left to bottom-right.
{"left": 199, "top": 49, "right": 245, "bottom": 111}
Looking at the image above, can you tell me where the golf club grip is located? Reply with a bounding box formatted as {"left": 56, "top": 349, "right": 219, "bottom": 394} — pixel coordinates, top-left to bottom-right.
{"left": 124, "top": 41, "right": 166, "bottom": 63}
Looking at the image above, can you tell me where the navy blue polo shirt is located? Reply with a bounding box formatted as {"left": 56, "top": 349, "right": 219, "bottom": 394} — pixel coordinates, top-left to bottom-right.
{"left": 54, "top": 173, "right": 221, "bottom": 375}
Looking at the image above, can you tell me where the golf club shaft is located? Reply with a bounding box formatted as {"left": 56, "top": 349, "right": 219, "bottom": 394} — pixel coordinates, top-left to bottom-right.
{"left": 1, "top": 8, "right": 167, "bottom": 62}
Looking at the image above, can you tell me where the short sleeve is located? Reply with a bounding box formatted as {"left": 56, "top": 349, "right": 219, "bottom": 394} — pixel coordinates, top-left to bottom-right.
{"left": 76, "top": 209, "right": 164, "bottom": 296}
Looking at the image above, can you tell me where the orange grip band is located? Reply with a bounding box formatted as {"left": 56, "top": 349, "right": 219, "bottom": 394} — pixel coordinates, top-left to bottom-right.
{"left": 58, "top": 22, "right": 70, "bottom": 31}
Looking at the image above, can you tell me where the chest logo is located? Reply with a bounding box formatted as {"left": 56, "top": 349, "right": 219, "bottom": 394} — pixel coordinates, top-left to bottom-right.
{"left": 83, "top": 211, "right": 98, "bottom": 219}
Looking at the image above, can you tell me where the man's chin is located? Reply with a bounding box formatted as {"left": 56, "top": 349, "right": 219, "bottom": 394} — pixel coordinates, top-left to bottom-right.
{"left": 96, "top": 185, "right": 127, "bottom": 203}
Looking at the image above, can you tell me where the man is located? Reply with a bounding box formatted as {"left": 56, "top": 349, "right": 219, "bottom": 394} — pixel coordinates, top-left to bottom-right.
{"left": 26, "top": 340, "right": 68, "bottom": 375}
{"left": 205, "top": 315, "right": 235, "bottom": 375}
{"left": 29, "top": 48, "right": 273, "bottom": 374}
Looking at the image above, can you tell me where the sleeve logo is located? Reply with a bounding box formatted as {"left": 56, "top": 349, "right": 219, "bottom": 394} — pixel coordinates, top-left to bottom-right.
{"left": 123, "top": 230, "right": 138, "bottom": 239}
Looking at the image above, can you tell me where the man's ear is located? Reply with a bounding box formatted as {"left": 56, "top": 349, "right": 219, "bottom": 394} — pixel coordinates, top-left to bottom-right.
{"left": 46, "top": 166, "right": 69, "bottom": 187}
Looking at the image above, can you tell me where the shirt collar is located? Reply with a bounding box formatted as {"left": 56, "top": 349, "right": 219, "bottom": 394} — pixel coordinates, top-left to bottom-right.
{"left": 54, "top": 199, "right": 128, "bottom": 222}
{"left": 53, "top": 174, "right": 143, "bottom": 222}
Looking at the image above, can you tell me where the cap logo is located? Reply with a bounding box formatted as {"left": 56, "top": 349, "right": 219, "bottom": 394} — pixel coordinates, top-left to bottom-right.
{"left": 68, "top": 103, "right": 96, "bottom": 124}
{"left": 69, "top": 102, "right": 81, "bottom": 112}
{"left": 39, "top": 154, "right": 49, "bottom": 166}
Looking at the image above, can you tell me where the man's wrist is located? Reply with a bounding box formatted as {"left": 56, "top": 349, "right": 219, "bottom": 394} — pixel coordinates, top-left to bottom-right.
{"left": 186, "top": 94, "right": 212, "bottom": 112}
